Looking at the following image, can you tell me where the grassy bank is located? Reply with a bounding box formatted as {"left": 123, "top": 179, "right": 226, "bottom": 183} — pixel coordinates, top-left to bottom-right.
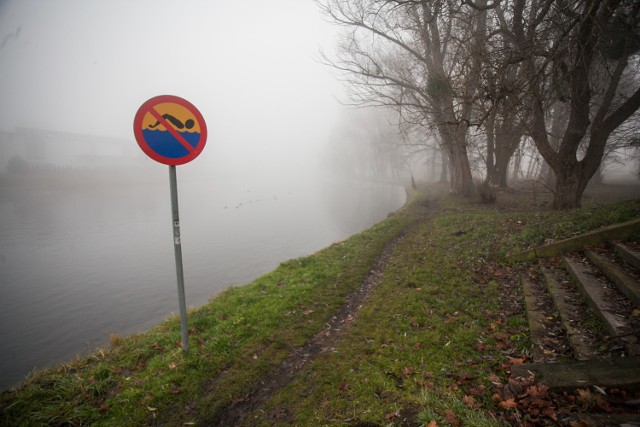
{"left": 2, "top": 184, "right": 639, "bottom": 426}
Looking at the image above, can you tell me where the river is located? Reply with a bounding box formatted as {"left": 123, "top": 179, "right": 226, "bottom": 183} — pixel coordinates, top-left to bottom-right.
{"left": 0, "top": 173, "right": 405, "bottom": 390}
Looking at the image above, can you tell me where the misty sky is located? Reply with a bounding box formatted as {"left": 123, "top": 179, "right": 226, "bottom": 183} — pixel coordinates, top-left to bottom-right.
{"left": 0, "top": 0, "right": 345, "bottom": 177}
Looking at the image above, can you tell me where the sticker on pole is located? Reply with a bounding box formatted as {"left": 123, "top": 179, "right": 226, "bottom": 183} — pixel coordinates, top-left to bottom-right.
{"left": 133, "top": 95, "right": 207, "bottom": 166}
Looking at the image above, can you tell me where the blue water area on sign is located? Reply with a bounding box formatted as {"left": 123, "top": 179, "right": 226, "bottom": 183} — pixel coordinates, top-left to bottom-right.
{"left": 142, "top": 129, "right": 200, "bottom": 158}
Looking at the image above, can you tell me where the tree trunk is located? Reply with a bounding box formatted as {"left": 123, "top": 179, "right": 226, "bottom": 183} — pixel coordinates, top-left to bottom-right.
{"left": 439, "top": 148, "right": 449, "bottom": 183}
{"left": 496, "top": 133, "right": 522, "bottom": 187}
{"left": 452, "top": 141, "right": 477, "bottom": 196}
{"left": 437, "top": 118, "right": 476, "bottom": 196}
{"left": 483, "top": 105, "right": 523, "bottom": 188}
{"left": 442, "top": 134, "right": 476, "bottom": 196}
{"left": 553, "top": 162, "right": 589, "bottom": 209}
{"left": 521, "top": 0, "right": 640, "bottom": 210}
{"left": 484, "top": 112, "right": 499, "bottom": 186}
{"left": 510, "top": 145, "right": 523, "bottom": 184}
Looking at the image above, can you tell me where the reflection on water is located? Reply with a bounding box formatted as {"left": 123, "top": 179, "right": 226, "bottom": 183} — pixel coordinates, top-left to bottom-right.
{"left": 0, "top": 176, "right": 404, "bottom": 390}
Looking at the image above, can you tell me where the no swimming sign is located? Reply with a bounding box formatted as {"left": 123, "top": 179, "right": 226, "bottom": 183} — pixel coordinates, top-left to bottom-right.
{"left": 133, "top": 94, "right": 209, "bottom": 352}
{"left": 133, "top": 95, "right": 207, "bottom": 166}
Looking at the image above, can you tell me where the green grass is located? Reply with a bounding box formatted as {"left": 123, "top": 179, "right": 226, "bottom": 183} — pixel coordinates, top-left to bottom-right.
{"left": 0, "top": 188, "right": 418, "bottom": 427}
{"left": 2, "top": 184, "right": 639, "bottom": 426}
{"left": 252, "top": 199, "right": 514, "bottom": 425}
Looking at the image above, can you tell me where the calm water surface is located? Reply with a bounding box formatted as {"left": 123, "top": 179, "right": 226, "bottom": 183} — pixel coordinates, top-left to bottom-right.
{"left": 0, "top": 175, "right": 404, "bottom": 389}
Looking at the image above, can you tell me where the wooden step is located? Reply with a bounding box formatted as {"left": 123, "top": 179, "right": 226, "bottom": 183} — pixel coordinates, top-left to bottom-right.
{"left": 615, "top": 242, "right": 640, "bottom": 272}
{"left": 522, "top": 276, "right": 549, "bottom": 362}
{"left": 507, "top": 218, "right": 640, "bottom": 262}
{"left": 585, "top": 249, "right": 640, "bottom": 307}
{"left": 564, "top": 257, "right": 640, "bottom": 356}
{"left": 511, "top": 356, "right": 640, "bottom": 391}
{"left": 540, "top": 263, "right": 600, "bottom": 360}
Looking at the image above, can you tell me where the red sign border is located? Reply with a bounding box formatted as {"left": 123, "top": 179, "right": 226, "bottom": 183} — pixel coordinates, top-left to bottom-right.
{"left": 133, "top": 95, "right": 208, "bottom": 166}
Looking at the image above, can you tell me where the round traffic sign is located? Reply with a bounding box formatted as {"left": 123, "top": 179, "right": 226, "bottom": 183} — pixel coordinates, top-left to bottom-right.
{"left": 133, "top": 95, "right": 207, "bottom": 166}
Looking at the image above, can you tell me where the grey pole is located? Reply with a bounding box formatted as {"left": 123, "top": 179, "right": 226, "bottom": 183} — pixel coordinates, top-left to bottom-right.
{"left": 169, "top": 165, "right": 190, "bottom": 353}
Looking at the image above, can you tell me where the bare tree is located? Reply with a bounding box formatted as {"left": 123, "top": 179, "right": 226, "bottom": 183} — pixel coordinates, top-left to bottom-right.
{"left": 316, "top": 0, "right": 496, "bottom": 196}
{"left": 475, "top": 1, "right": 532, "bottom": 188}
{"left": 318, "top": 0, "right": 640, "bottom": 208}
{"left": 514, "top": 0, "right": 640, "bottom": 208}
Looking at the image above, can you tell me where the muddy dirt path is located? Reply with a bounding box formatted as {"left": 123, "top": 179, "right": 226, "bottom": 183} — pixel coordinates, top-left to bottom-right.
{"left": 206, "top": 199, "right": 435, "bottom": 426}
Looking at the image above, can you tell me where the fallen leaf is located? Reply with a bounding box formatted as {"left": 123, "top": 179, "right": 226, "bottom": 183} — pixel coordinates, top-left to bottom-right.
{"left": 457, "top": 373, "right": 477, "bottom": 384}
{"left": 402, "top": 367, "right": 414, "bottom": 376}
{"left": 504, "top": 378, "right": 524, "bottom": 399}
{"left": 499, "top": 399, "right": 517, "bottom": 410}
{"left": 542, "top": 405, "right": 558, "bottom": 420}
{"left": 508, "top": 357, "right": 525, "bottom": 366}
{"left": 595, "top": 395, "right": 613, "bottom": 413}
{"left": 463, "top": 394, "right": 480, "bottom": 409}
{"left": 444, "top": 409, "right": 460, "bottom": 426}
{"left": 495, "top": 332, "right": 509, "bottom": 341}
{"left": 467, "top": 385, "right": 486, "bottom": 396}
{"left": 527, "top": 384, "right": 548, "bottom": 399}
{"left": 487, "top": 374, "right": 501, "bottom": 384}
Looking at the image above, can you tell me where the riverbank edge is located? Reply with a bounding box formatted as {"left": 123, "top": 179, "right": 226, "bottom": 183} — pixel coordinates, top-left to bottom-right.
{"left": 0, "top": 182, "right": 428, "bottom": 424}
{"left": 2, "top": 182, "right": 640, "bottom": 425}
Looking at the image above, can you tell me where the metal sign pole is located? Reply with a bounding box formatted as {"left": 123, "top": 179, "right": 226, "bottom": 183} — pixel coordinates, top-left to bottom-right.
{"left": 169, "top": 165, "right": 190, "bottom": 353}
{"left": 134, "top": 95, "right": 206, "bottom": 354}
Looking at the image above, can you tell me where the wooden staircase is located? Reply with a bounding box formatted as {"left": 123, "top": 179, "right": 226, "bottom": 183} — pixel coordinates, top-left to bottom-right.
{"left": 507, "top": 220, "right": 640, "bottom": 425}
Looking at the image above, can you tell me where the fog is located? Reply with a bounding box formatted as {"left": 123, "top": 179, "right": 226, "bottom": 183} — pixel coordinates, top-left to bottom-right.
{"left": 0, "top": 1, "right": 414, "bottom": 390}
{"left": 0, "top": 0, "right": 346, "bottom": 179}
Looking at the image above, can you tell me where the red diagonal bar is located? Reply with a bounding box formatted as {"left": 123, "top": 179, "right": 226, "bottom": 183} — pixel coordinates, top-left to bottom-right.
{"left": 145, "top": 106, "right": 196, "bottom": 153}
